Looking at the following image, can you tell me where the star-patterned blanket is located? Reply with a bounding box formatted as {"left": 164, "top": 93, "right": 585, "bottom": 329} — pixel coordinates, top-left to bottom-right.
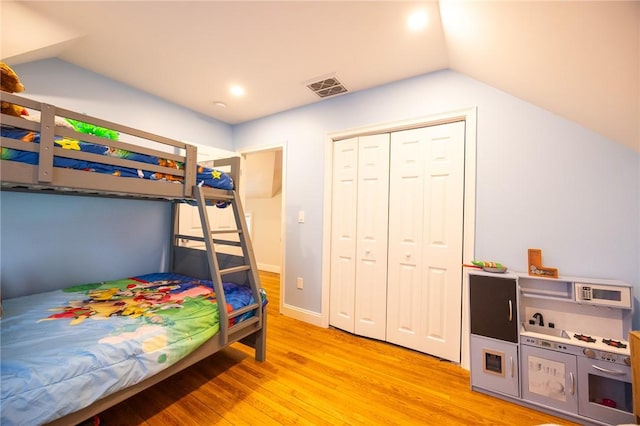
{"left": 0, "top": 272, "right": 261, "bottom": 426}
{"left": 1, "top": 126, "right": 233, "bottom": 191}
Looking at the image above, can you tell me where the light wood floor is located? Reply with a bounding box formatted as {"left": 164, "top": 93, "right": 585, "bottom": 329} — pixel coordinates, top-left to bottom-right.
{"left": 98, "top": 271, "right": 578, "bottom": 425}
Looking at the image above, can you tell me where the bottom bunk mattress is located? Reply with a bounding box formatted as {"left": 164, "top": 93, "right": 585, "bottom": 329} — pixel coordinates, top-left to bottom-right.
{"left": 0, "top": 272, "right": 260, "bottom": 426}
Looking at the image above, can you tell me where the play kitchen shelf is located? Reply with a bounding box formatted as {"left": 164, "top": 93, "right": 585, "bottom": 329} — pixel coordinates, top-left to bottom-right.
{"left": 469, "top": 269, "right": 634, "bottom": 426}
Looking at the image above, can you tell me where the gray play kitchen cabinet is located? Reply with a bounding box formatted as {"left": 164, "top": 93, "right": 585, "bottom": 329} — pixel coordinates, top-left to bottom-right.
{"left": 470, "top": 274, "right": 520, "bottom": 397}
{"left": 469, "top": 270, "right": 634, "bottom": 426}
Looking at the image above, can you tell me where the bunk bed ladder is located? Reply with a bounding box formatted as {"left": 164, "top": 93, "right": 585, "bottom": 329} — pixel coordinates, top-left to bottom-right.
{"left": 192, "top": 186, "right": 264, "bottom": 350}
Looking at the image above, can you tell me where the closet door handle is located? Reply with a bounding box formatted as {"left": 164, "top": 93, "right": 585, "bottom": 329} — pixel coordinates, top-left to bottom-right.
{"left": 508, "top": 300, "right": 513, "bottom": 322}
{"left": 570, "top": 372, "right": 575, "bottom": 395}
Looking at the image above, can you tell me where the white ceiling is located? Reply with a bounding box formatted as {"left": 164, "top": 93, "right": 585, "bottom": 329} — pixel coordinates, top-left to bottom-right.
{"left": 1, "top": 1, "right": 638, "bottom": 152}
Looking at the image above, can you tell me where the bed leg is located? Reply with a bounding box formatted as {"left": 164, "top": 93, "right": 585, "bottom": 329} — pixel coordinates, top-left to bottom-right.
{"left": 254, "top": 309, "right": 267, "bottom": 362}
{"left": 239, "top": 307, "right": 267, "bottom": 361}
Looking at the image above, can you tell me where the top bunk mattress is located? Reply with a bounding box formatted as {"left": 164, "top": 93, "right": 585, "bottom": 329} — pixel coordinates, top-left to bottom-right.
{"left": 0, "top": 272, "right": 261, "bottom": 426}
{"left": 1, "top": 126, "right": 233, "bottom": 192}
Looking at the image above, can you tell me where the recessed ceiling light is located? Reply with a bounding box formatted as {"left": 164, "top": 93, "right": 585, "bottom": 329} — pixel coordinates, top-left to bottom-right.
{"left": 408, "top": 9, "right": 428, "bottom": 31}
{"left": 230, "top": 85, "right": 245, "bottom": 97}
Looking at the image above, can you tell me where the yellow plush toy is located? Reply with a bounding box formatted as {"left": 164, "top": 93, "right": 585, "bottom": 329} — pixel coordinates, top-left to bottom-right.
{"left": 1, "top": 62, "right": 27, "bottom": 117}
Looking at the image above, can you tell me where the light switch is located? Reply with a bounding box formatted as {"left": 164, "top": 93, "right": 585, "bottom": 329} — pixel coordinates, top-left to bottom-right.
{"left": 298, "top": 210, "right": 305, "bottom": 223}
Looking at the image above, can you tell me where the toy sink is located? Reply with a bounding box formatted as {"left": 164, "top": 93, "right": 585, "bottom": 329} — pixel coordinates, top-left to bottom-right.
{"left": 522, "top": 323, "right": 570, "bottom": 339}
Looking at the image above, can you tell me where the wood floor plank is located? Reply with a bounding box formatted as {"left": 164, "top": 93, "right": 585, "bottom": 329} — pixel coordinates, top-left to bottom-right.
{"left": 214, "top": 360, "right": 344, "bottom": 425}
{"left": 97, "top": 271, "right": 579, "bottom": 425}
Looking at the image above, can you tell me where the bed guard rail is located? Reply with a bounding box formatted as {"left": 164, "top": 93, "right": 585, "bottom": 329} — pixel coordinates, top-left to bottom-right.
{"left": 1, "top": 92, "right": 198, "bottom": 198}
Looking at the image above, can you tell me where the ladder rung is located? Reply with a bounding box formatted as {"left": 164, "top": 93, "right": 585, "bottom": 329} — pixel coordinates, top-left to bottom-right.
{"left": 175, "top": 235, "right": 243, "bottom": 248}
{"left": 211, "top": 229, "right": 242, "bottom": 235}
{"left": 220, "top": 265, "right": 251, "bottom": 275}
{"left": 212, "top": 239, "right": 242, "bottom": 247}
{"left": 200, "top": 191, "right": 234, "bottom": 201}
{"left": 176, "top": 234, "right": 204, "bottom": 242}
{"left": 228, "top": 316, "right": 260, "bottom": 334}
{"left": 229, "top": 302, "right": 261, "bottom": 319}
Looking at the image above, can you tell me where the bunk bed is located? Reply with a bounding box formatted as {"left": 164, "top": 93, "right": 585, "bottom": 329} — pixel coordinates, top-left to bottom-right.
{"left": 0, "top": 91, "right": 266, "bottom": 426}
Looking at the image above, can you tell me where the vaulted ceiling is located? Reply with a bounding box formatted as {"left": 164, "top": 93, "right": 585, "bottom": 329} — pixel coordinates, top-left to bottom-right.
{"left": 2, "top": 1, "right": 638, "bottom": 152}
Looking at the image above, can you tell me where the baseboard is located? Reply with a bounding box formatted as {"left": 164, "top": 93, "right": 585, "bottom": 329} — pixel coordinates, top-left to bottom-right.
{"left": 257, "top": 263, "right": 280, "bottom": 274}
{"left": 281, "top": 303, "right": 324, "bottom": 327}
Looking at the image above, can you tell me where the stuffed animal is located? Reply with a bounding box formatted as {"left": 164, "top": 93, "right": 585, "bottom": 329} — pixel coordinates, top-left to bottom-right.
{"left": 1, "top": 62, "right": 27, "bottom": 117}
{"left": 66, "top": 118, "right": 119, "bottom": 140}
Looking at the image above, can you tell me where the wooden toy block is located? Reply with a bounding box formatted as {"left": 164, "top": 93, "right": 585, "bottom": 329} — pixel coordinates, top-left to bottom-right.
{"left": 528, "top": 248, "right": 558, "bottom": 278}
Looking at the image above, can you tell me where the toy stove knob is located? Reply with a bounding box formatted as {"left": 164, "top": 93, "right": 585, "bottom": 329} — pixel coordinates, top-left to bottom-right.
{"left": 624, "top": 357, "right": 631, "bottom": 366}
{"left": 583, "top": 348, "right": 596, "bottom": 359}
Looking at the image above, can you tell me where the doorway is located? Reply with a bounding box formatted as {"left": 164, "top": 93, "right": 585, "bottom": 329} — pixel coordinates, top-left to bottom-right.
{"left": 241, "top": 146, "right": 285, "bottom": 313}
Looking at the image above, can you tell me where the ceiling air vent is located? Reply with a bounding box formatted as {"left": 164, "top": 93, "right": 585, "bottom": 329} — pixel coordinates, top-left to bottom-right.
{"left": 306, "top": 76, "right": 348, "bottom": 98}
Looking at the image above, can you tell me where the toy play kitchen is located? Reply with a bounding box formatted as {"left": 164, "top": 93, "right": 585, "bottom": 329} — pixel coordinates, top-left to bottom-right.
{"left": 469, "top": 269, "right": 634, "bottom": 425}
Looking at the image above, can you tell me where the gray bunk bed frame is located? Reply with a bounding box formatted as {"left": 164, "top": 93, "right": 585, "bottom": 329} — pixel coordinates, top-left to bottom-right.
{"left": 0, "top": 92, "right": 266, "bottom": 425}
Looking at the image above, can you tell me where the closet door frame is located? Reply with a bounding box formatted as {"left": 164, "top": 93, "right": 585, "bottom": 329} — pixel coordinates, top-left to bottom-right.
{"left": 321, "top": 107, "right": 477, "bottom": 369}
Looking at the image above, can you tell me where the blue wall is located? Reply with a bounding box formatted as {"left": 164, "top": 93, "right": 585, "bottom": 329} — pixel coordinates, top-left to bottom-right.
{"left": 0, "top": 59, "right": 233, "bottom": 298}
{"left": 233, "top": 70, "right": 640, "bottom": 328}
{"left": 12, "top": 59, "right": 233, "bottom": 149}
{"left": 1, "top": 193, "right": 171, "bottom": 297}
{"left": 1, "top": 61, "right": 638, "bottom": 328}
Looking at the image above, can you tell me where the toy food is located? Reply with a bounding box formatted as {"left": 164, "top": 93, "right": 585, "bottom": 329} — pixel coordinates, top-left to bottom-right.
{"left": 471, "top": 260, "right": 505, "bottom": 269}
{"left": 471, "top": 260, "right": 507, "bottom": 273}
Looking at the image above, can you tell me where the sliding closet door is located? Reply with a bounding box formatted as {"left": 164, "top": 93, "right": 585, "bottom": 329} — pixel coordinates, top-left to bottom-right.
{"left": 386, "top": 121, "right": 465, "bottom": 362}
{"left": 354, "top": 134, "right": 389, "bottom": 340}
{"left": 329, "top": 137, "right": 359, "bottom": 332}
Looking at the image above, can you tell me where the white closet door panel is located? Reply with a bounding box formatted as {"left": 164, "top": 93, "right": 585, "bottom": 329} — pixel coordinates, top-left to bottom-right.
{"left": 419, "top": 122, "right": 465, "bottom": 361}
{"left": 330, "top": 138, "right": 358, "bottom": 332}
{"left": 387, "top": 127, "right": 427, "bottom": 347}
{"left": 423, "top": 123, "right": 465, "bottom": 255}
{"left": 387, "top": 123, "right": 465, "bottom": 362}
{"left": 331, "top": 255, "right": 357, "bottom": 328}
{"left": 354, "top": 258, "right": 380, "bottom": 332}
{"left": 387, "top": 262, "right": 422, "bottom": 348}
{"left": 422, "top": 266, "right": 447, "bottom": 339}
{"left": 388, "top": 131, "right": 424, "bottom": 261}
{"left": 354, "top": 134, "right": 389, "bottom": 340}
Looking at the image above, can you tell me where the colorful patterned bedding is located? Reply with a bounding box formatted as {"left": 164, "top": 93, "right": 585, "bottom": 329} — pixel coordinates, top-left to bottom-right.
{"left": 0, "top": 126, "right": 233, "bottom": 191}
{"left": 0, "top": 272, "right": 262, "bottom": 426}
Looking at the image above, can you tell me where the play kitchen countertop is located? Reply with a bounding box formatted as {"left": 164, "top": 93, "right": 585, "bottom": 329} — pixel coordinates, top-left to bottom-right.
{"left": 521, "top": 323, "right": 632, "bottom": 356}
